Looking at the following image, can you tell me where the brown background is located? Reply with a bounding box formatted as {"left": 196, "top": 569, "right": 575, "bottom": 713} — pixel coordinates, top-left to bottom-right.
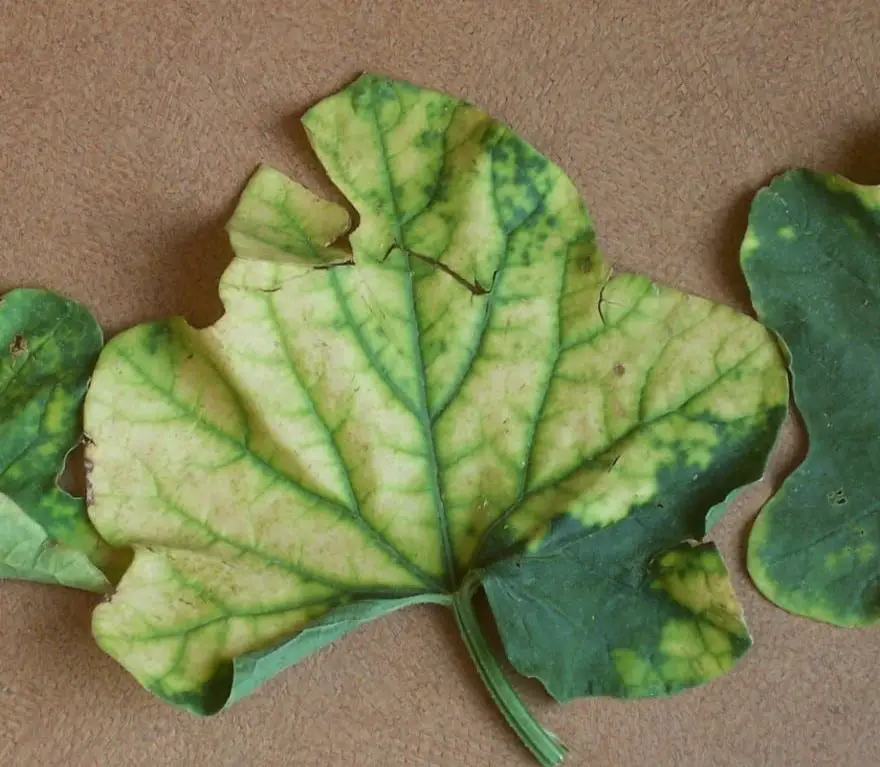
{"left": 1, "top": 1, "right": 879, "bottom": 765}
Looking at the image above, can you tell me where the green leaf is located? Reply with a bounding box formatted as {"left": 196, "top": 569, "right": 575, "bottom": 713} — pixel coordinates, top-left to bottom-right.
{"left": 742, "top": 169, "right": 880, "bottom": 628}
{"left": 84, "top": 75, "right": 787, "bottom": 760}
{"left": 0, "top": 288, "right": 110, "bottom": 591}
{"left": 484, "top": 529, "right": 753, "bottom": 702}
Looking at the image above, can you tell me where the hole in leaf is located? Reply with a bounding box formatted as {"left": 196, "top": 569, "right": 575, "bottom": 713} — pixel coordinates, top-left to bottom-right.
{"left": 826, "top": 489, "right": 847, "bottom": 506}
{"left": 57, "top": 439, "right": 87, "bottom": 498}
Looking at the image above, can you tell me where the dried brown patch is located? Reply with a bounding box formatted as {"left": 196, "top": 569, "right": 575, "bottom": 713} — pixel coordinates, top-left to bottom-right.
{"left": 9, "top": 333, "right": 26, "bottom": 357}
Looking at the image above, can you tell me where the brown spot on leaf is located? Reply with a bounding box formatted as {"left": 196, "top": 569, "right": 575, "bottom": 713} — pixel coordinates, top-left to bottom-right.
{"left": 84, "top": 457, "right": 95, "bottom": 505}
{"left": 9, "top": 334, "right": 26, "bottom": 357}
{"left": 613, "top": 363, "right": 626, "bottom": 377}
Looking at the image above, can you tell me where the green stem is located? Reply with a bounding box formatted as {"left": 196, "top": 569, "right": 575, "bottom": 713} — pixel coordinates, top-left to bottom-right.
{"left": 452, "top": 574, "right": 567, "bottom": 767}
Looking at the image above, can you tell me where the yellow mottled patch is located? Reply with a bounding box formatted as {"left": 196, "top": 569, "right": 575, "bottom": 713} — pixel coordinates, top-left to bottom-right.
{"left": 825, "top": 542, "right": 876, "bottom": 571}
{"left": 777, "top": 225, "right": 796, "bottom": 241}
{"left": 740, "top": 227, "right": 760, "bottom": 259}
{"left": 660, "top": 619, "right": 704, "bottom": 659}
{"left": 611, "top": 649, "right": 663, "bottom": 695}
{"left": 698, "top": 622, "right": 733, "bottom": 656}
{"left": 42, "top": 391, "right": 69, "bottom": 434}
{"left": 660, "top": 657, "right": 695, "bottom": 684}
{"left": 657, "top": 549, "right": 684, "bottom": 568}
{"left": 690, "top": 653, "right": 723, "bottom": 678}
{"left": 658, "top": 618, "right": 734, "bottom": 686}
{"left": 857, "top": 542, "right": 875, "bottom": 563}
{"left": 506, "top": 263, "right": 786, "bottom": 543}
{"left": 226, "top": 166, "right": 351, "bottom": 267}
{"left": 506, "top": 409, "right": 734, "bottom": 544}
{"left": 699, "top": 549, "right": 724, "bottom": 573}
{"left": 651, "top": 547, "right": 746, "bottom": 635}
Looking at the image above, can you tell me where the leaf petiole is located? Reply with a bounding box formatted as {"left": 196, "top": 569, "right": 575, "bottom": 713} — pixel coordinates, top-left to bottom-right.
{"left": 452, "top": 572, "right": 567, "bottom": 767}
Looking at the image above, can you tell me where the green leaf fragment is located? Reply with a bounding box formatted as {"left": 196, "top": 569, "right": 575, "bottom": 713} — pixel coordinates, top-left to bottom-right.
{"left": 742, "top": 169, "right": 880, "bottom": 628}
{"left": 484, "top": 525, "right": 752, "bottom": 701}
{"left": 83, "top": 74, "right": 787, "bottom": 759}
{"left": 0, "top": 288, "right": 110, "bottom": 591}
{"left": 225, "top": 164, "right": 353, "bottom": 268}
{"left": 0, "top": 494, "right": 102, "bottom": 590}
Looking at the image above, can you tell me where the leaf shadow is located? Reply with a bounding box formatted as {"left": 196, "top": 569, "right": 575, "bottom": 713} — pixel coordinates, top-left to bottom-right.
{"left": 121, "top": 74, "right": 373, "bottom": 336}
{"left": 134, "top": 84, "right": 349, "bottom": 336}
{"left": 270, "top": 72, "right": 364, "bottom": 237}
{"left": 829, "top": 123, "right": 880, "bottom": 184}
{"left": 150, "top": 204, "right": 240, "bottom": 333}
{"left": 470, "top": 591, "right": 554, "bottom": 708}
{"left": 735, "top": 408, "right": 809, "bottom": 573}
{"left": 273, "top": 111, "right": 337, "bottom": 199}
{"left": 712, "top": 170, "right": 785, "bottom": 317}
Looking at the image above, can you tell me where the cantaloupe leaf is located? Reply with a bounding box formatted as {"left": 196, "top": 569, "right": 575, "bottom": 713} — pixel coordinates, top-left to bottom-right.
{"left": 743, "top": 169, "right": 880, "bottom": 628}
{"left": 84, "top": 75, "right": 787, "bottom": 764}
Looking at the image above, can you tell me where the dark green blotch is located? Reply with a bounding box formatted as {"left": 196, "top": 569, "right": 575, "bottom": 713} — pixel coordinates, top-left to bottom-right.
{"left": 150, "top": 663, "right": 234, "bottom": 716}
{"left": 417, "top": 129, "right": 443, "bottom": 148}
{"left": 142, "top": 322, "right": 172, "bottom": 355}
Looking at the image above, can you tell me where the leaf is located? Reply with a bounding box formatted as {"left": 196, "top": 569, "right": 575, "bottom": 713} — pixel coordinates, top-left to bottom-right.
{"left": 742, "top": 169, "right": 880, "bottom": 628}
{"left": 84, "top": 75, "right": 787, "bottom": 760}
{"left": 0, "top": 288, "right": 110, "bottom": 591}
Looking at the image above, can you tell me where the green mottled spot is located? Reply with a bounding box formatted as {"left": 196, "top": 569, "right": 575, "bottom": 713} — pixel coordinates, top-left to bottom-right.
{"left": 843, "top": 214, "right": 863, "bottom": 234}
{"left": 857, "top": 542, "right": 875, "bottom": 563}
{"left": 777, "top": 225, "right": 796, "bottom": 240}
